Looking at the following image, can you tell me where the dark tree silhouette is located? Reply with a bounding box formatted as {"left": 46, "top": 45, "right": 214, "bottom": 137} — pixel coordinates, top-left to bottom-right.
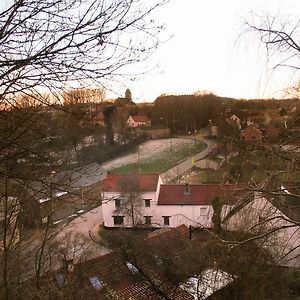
{"left": 0, "top": 0, "right": 167, "bottom": 298}
{"left": 103, "top": 105, "right": 117, "bottom": 146}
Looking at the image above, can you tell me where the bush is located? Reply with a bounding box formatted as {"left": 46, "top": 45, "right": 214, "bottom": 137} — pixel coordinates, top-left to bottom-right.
{"left": 77, "top": 134, "right": 147, "bottom": 165}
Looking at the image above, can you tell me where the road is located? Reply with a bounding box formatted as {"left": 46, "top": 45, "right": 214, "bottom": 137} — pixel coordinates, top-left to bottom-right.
{"left": 160, "top": 130, "right": 217, "bottom": 183}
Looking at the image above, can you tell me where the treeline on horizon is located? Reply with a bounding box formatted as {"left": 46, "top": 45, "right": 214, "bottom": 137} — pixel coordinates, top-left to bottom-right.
{"left": 4, "top": 90, "right": 299, "bottom": 136}
{"left": 136, "top": 93, "right": 299, "bottom": 134}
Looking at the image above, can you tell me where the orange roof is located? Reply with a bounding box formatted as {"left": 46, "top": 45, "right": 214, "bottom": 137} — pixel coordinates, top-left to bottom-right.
{"left": 131, "top": 115, "right": 150, "bottom": 123}
{"left": 102, "top": 173, "right": 160, "bottom": 192}
{"left": 158, "top": 184, "right": 248, "bottom": 205}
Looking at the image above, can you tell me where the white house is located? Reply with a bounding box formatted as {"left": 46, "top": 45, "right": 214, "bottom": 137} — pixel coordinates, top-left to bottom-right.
{"left": 101, "top": 173, "right": 163, "bottom": 227}
{"left": 101, "top": 173, "right": 248, "bottom": 229}
{"left": 226, "top": 114, "right": 241, "bottom": 129}
{"left": 126, "top": 115, "right": 151, "bottom": 128}
{"left": 223, "top": 186, "right": 300, "bottom": 268}
{"left": 155, "top": 183, "right": 248, "bottom": 228}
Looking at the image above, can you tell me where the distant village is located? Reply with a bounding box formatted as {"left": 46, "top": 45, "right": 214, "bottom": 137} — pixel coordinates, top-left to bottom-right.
{"left": 2, "top": 88, "right": 300, "bottom": 299}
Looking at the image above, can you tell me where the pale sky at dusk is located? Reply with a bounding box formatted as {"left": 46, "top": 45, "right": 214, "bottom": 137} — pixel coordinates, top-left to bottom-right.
{"left": 2, "top": 0, "right": 300, "bottom": 102}
{"left": 114, "top": 0, "right": 300, "bottom": 102}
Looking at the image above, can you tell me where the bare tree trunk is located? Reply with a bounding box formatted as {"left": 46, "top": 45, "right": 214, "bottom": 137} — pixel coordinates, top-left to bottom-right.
{"left": 35, "top": 215, "right": 51, "bottom": 289}
{"left": 2, "top": 173, "right": 9, "bottom": 300}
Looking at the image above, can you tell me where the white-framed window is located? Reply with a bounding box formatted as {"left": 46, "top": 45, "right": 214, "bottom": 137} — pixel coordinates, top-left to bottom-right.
{"left": 200, "top": 207, "right": 207, "bottom": 216}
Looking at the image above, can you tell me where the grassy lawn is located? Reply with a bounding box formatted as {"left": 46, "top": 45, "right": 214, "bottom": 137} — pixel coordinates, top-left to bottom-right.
{"left": 111, "top": 141, "right": 206, "bottom": 174}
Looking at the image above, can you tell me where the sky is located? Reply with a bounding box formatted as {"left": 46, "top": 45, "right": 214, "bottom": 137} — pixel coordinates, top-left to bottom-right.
{"left": 110, "top": 0, "right": 300, "bottom": 103}
{"left": 2, "top": 0, "right": 300, "bottom": 103}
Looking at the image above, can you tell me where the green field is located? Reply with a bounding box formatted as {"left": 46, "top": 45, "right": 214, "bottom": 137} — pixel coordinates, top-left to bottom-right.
{"left": 111, "top": 141, "right": 206, "bottom": 174}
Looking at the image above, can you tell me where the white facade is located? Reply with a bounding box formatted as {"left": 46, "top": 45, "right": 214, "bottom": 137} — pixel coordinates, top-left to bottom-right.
{"left": 224, "top": 193, "right": 300, "bottom": 268}
{"left": 126, "top": 116, "right": 151, "bottom": 128}
{"left": 101, "top": 184, "right": 234, "bottom": 229}
{"left": 143, "top": 204, "right": 232, "bottom": 228}
{"left": 229, "top": 114, "right": 241, "bottom": 129}
{"left": 102, "top": 190, "right": 158, "bottom": 227}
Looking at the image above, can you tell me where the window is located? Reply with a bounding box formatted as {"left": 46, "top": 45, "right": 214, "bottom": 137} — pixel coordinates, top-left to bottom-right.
{"left": 200, "top": 207, "right": 207, "bottom": 216}
{"left": 113, "top": 216, "right": 124, "bottom": 225}
{"left": 126, "top": 261, "right": 139, "bottom": 274}
{"left": 144, "top": 216, "right": 152, "bottom": 225}
{"left": 89, "top": 276, "right": 103, "bottom": 290}
{"left": 144, "top": 199, "right": 151, "bottom": 207}
{"left": 163, "top": 216, "right": 170, "bottom": 226}
{"left": 115, "top": 198, "right": 121, "bottom": 207}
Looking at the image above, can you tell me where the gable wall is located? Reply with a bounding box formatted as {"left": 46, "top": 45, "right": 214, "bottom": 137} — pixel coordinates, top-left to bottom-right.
{"left": 224, "top": 193, "right": 300, "bottom": 268}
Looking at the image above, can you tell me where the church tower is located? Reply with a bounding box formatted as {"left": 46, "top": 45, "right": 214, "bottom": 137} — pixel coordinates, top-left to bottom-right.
{"left": 125, "top": 88, "right": 132, "bottom": 101}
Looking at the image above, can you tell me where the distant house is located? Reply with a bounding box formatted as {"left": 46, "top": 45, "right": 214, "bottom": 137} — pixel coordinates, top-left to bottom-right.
{"left": 136, "top": 125, "right": 171, "bottom": 139}
{"left": 240, "top": 108, "right": 289, "bottom": 126}
{"left": 223, "top": 182, "right": 300, "bottom": 268}
{"left": 101, "top": 173, "right": 248, "bottom": 228}
{"left": 126, "top": 115, "right": 151, "bottom": 128}
{"left": 226, "top": 114, "right": 241, "bottom": 129}
{"left": 240, "top": 124, "right": 263, "bottom": 142}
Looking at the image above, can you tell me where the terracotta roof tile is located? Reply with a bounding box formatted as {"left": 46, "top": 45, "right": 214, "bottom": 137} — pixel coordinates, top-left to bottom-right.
{"left": 131, "top": 115, "right": 150, "bottom": 123}
{"left": 102, "top": 173, "right": 160, "bottom": 192}
{"left": 158, "top": 184, "right": 248, "bottom": 205}
{"left": 19, "top": 226, "right": 199, "bottom": 299}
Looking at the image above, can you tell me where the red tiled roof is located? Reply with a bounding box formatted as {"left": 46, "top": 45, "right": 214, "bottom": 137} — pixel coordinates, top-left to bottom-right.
{"left": 131, "top": 115, "right": 150, "bottom": 123}
{"left": 70, "top": 225, "right": 195, "bottom": 300}
{"left": 116, "top": 280, "right": 193, "bottom": 300}
{"left": 158, "top": 184, "right": 248, "bottom": 205}
{"left": 102, "top": 173, "right": 160, "bottom": 192}
{"left": 241, "top": 125, "right": 262, "bottom": 135}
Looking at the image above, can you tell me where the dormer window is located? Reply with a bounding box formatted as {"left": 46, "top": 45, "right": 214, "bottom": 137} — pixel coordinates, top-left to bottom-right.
{"left": 184, "top": 184, "right": 191, "bottom": 195}
{"left": 89, "top": 276, "right": 103, "bottom": 290}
